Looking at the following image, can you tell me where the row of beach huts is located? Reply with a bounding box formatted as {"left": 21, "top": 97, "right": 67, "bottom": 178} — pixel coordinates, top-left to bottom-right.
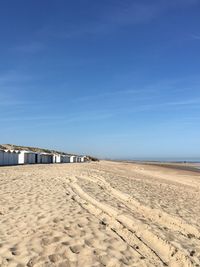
{"left": 0, "top": 149, "right": 88, "bottom": 166}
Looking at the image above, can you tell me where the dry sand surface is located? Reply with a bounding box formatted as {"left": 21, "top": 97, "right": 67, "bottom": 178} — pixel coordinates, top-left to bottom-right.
{"left": 0, "top": 161, "right": 200, "bottom": 267}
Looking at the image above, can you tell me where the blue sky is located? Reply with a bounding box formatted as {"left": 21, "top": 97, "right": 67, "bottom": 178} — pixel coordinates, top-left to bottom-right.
{"left": 0, "top": 0, "right": 200, "bottom": 159}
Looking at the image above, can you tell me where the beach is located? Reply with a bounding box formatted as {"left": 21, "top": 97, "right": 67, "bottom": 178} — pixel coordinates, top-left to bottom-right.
{"left": 0, "top": 161, "right": 200, "bottom": 267}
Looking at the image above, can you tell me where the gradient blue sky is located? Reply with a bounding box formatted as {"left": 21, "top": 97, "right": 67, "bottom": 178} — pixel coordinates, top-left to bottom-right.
{"left": 0, "top": 0, "right": 200, "bottom": 159}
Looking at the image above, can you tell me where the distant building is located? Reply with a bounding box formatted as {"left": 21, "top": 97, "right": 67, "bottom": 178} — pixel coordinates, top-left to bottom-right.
{"left": 18, "top": 150, "right": 39, "bottom": 164}
{"left": 80, "top": 156, "right": 86, "bottom": 162}
{"left": 53, "top": 154, "right": 61, "bottom": 163}
{"left": 69, "top": 155, "right": 76, "bottom": 163}
{"left": 0, "top": 149, "right": 19, "bottom": 166}
{"left": 39, "top": 153, "right": 54, "bottom": 164}
{"left": 0, "top": 148, "right": 88, "bottom": 166}
{"left": 61, "top": 155, "right": 71, "bottom": 163}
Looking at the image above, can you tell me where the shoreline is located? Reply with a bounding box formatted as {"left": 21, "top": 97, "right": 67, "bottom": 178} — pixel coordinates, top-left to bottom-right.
{"left": 113, "top": 160, "right": 200, "bottom": 173}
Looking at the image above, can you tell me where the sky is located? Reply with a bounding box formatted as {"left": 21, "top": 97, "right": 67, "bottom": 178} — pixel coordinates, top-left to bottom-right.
{"left": 0, "top": 0, "right": 200, "bottom": 160}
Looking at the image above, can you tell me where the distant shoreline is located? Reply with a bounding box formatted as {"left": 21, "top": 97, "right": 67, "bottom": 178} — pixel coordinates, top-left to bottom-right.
{"left": 114, "top": 160, "right": 200, "bottom": 173}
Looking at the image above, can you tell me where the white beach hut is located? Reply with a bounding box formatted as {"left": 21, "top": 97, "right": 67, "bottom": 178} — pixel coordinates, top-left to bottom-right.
{"left": 53, "top": 154, "right": 61, "bottom": 163}
{"left": 18, "top": 150, "right": 38, "bottom": 164}
{"left": 80, "top": 156, "right": 86, "bottom": 163}
{"left": 69, "top": 155, "right": 76, "bottom": 163}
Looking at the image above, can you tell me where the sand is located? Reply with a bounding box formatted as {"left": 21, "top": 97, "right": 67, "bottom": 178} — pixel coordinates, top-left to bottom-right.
{"left": 0, "top": 161, "right": 200, "bottom": 267}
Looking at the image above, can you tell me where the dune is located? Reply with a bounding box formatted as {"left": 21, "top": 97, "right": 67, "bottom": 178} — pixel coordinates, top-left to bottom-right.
{"left": 0, "top": 161, "right": 200, "bottom": 266}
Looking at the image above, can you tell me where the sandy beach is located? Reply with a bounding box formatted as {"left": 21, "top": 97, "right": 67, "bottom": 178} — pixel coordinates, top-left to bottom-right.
{"left": 0, "top": 161, "right": 200, "bottom": 267}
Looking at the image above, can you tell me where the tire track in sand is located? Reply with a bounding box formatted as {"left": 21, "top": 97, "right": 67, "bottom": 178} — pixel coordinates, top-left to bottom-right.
{"left": 67, "top": 176, "right": 194, "bottom": 267}
{"left": 79, "top": 172, "right": 200, "bottom": 240}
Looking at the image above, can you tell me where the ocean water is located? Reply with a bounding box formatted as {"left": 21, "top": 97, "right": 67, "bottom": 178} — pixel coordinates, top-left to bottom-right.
{"left": 193, "top": 163, "right": 200, "bottom": 169}
{"left": 128, "top": 158, "right": 200, "bottom": 163}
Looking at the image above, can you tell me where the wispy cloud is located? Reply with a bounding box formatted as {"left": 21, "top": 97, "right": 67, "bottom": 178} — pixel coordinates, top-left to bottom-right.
{"left": 87, "top": 96, "right": 200, "bottom": 116}
{"left": 164, "top": 98, "right": 200, "bottom": 106}
{"left": 155, "top": 115, "right": 200, "bottom": 131}
{"left": 0, "top": 99, "right": 29, "bottom": 107}
{"left": 0, "top": 112, "right": 115, "bottom": 129}
{"left": 0, "top": 70, "right": 31, "bottom": 85}
{"left": 0, "top": 115, "right": 66, "bottom": 122}
{"left": 104, "top": 1, "right": 163, "bottom": 26}
{"left": 0, "top": 70, "right": 34, "bottom": 108}
{"left": 123, "top": 97, "right": 200, "bottom": 113}
{"left": 39, "top": 0, "right": 199, "bottom": 39}
{"left": 14, "top": 42, "right": 45, "bottom": 53}
{"left": 1, "top": 95, "right": 199, "bottom": 132}
{"left": 102, "top": 0, "right": 198, "bottom": 29}
{"left": 72, "top": 88, "right": 153, "bottom": 103}
{"left": 191, "top": 34, "right": 200, "bottom": 40}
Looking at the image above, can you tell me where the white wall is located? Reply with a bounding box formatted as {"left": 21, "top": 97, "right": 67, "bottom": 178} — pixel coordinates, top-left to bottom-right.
{"left": 18, "top": 151, "right": 25, "bottom": 164}
{"left": 70, "top": 156, "right": 76, "bottom": 163}
{"left": 53, "top": 154, "right": 61, "bottom": 163}
{"left": 80, "top": 157, "right": 85, "bottom": 162}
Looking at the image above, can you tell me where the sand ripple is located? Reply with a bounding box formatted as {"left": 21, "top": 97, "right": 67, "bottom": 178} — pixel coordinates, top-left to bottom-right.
{"left": 0, "top": 161, "right": 200, "bottom": 266}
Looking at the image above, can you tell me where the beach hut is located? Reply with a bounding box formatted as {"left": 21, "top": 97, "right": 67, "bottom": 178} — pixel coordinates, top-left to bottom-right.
{"left": 18, "top": 150, "right": 38, "bottom": 164}
{"left": 53, "top": 154, "right": 61, "bottom": 163}
{"left": 0, "top": 150, "right": 4, "bottom": 166}
{"left": 24, "top": 152, "right": 38, "bottom": 164}
{"left": 80, "top": 156, "right": 86, "bottom": 163}
{"left": 61, "top": 155, "right": 70, "bottom": 163}
{"left": 3, "top": 150, "right": 10, "bottom": 165}
{"left": 9, "top": 150, "right": 19, "bottom": 165}
{"left": 0, "top": 150, "right": 19, "bottom": 166}
{"left": 39, "top": 153, "right": 54, "bottom": 164}
{"left": 75, "top": 156, "right": 79, "bottom": 163}
{"left": 69, "top": 155, "right": 76, "bottom": 163}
